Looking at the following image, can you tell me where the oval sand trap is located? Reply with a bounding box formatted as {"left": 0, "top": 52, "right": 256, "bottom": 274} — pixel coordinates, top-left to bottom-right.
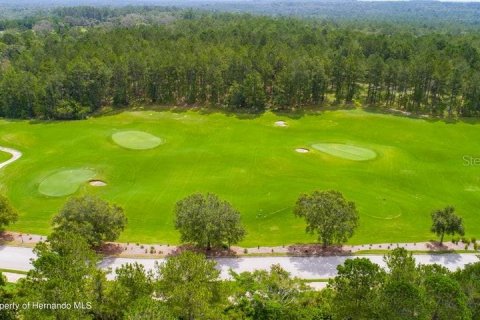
{"left": 112, "top": 131, "right": 163, "bottom": 150}
{"left": 296, "top": 148, "right": 309, "bottom": 153}
{"left": 39, "top": 169, "right": 96, "bottom": 197}
{"left": 311, "top": 143, "right": 377, "bottom": 161}
{"left": 89, "top": 180, "right": 107, "bottom": 187}
{"left": 274, "top": 121, "right": 288, "bottom": 127}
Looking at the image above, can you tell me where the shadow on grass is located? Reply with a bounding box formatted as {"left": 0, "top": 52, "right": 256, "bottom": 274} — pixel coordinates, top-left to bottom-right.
{"left": 0, "top": 232, "right": 14, "bottom": 245}
{"left": 12, "top": 102, "right": 480, "bottom": 126}
{"left": 287, "top": 244, "right": 353, "bottom": 256}
{"left": 22, "top": 103, "right": 356, "bottom": 124}
{"left": 425, "top": 241, "right": 457, "bottom": 252}
{"left": 169, "top": 244, "right": 238, "bottom": 257}
{"left": 364, "top": 106, "right": 480, "bottom": 125}
{"left": 96, "top": 243, "right": 124, "bottom": 257}
{"left": 93, "top": 104, "right": 266, "bottom": 120}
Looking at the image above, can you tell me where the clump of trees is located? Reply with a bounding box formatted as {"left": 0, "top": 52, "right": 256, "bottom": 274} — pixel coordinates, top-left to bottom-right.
{"left": 228, "top": 264, "right": 330, "bottom": 319}
{"left": 156, "top": 251, "right": 227, "bottom": 319}
{"left": 329, "top": 248, "right": 473, "bottom": 319}
{"left": 52, "top": 195, "right": 127, "bottom": 248}
{"left": 294, "top": 190, "right": 359, "bottom": 247}
{"left": 174, "top": 193, "right": 246, "bottom": 250}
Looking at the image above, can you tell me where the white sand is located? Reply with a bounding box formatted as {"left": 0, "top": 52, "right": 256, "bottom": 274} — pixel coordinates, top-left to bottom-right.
{"left": 89, "top": 180, "right": 107, "bottom": 187}
{"left": 295, "top": 148, "right": 309, "bottom": 153}
{"left": 274, "top": 121, "right": 288, "bottom": 127}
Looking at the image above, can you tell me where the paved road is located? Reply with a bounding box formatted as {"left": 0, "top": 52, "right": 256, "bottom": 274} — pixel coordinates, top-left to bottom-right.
{"left": 0, "top": 246, "right": 36, "bottom": 272}
{"left": 102, "top": 254, "right": 479, "bottom": 280}
{"left": 2, "top": 246, "right": 477, "bottom": 281}
{"left": 4, "top": 272, "right": 25, "bottom": 283}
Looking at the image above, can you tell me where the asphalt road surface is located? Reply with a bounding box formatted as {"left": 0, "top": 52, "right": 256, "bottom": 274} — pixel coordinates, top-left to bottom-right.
{"left": 1, "top": 246, "right": 477, "bottom": 281}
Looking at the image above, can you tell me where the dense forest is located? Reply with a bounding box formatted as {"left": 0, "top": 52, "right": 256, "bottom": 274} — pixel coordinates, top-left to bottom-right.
{"left": 1, "top": 7, "right": 480, "bottom": 119}
{"left": 4, "top": 0, "right": 480, "bottom": 28}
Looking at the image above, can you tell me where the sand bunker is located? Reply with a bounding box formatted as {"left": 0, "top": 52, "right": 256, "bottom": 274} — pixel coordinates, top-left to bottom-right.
{"left": 296, "top": 148, "right": 310, "bottom": 153}
{"left": 275, "top": 121, "right": 288, "bottom": 127}
{"left": 312, "top": 143, "right": 377, "bottom": 161}
{"left": 112, "top": 131, "right": 163, "bottom": 150}
{"left": 89, "top": 180, "right": 107, "bottom": 187}
{"left": 39, "top": 169, "right": 96, "bottom": 197}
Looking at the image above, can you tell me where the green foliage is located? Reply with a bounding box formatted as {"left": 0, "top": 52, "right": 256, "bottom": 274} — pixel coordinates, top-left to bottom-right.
{"left": 1, "top": 12, "right": 480, "bottom": 118}
{"left": 431, "top": 206, "right": 465, "bottom": 244}
{"left": 454, "top": 263, "right": 480, "bottom": 320}
{"left": 19, "top": 231, "right": 99, "bottom": 320}
{"left": 52, "top": 100, "right": 89, "bottom": 120}
{"left": 424, "top": 274, "right": 471, "bottom": 320}
{"left": 104, "top": 263, "right": 156, "bottom": 319}
{"left": 294, "top": 190, "right": 359, "bottom": 247}
{"left": 175, "top": 193, "right": 246, "bottom": 249}
{"left": 0, "top": 271, "right": 16, "bottom": 320}
{"left": 0, "top": 67, "right": 40, "bottom": 118}
{"left": 52, "top": 195, "right": 127, "bottom": 248}
{"left": 380, "top": 280, "right": 427, "bottom": 320}
{"left": 156, "top": 251, "right": 226, "bottom": 319}
{"left": 65, "top": 58, "right": 111, "bottom": 112}
{"left": 383, "top": 248, "right": 417, "bottom": 283}
{"left": 329, "top": 258, "right": 385, "bottom": 319}
{"left": 381, "top": 249, "right": 428, "bottom": 319}
{"left": 124, "top": 297, "right": 175, "bottom": 320}
{"left": 0, "top": 194, "right": 18, "bottom": 231}
{"left": 229, "top": 264, "right": 328, "bottom": 319}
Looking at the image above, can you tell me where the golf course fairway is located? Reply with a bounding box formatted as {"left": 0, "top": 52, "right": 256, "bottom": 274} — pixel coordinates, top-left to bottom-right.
{"left": 1, "top": 109, "right": 479, "bottom": 246}
{"left": 0, "top": 150, "right": 11, "bottom": 163}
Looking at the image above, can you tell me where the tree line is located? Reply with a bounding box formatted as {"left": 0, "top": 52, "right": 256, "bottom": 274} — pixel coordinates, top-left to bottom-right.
{"left": 1, "top": 12, "right": 480, "bottom": 119}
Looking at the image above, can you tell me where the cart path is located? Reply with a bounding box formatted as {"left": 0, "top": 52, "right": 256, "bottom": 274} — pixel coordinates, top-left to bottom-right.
{"left": 0, "top": 146, "right": 22, "bottom": 169}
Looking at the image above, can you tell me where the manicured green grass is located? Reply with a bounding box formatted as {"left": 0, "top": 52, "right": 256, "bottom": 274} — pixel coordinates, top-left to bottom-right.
{"left": 112, "top": 130, "right": 163, "bottom": 150}
{"left": 1, "top": 109, "right": 480, "bottom": 246}
{"left": 0, "top": 150, "right": 11, "bottom": 163}
{"left": 0, "top": 268, "right": 28, "bottom": 275}
{"left": 38, "top": 169, "right": 96, "bottom": 197}
{"left": 311, "top": 143, "right": 377, "bottom": 161}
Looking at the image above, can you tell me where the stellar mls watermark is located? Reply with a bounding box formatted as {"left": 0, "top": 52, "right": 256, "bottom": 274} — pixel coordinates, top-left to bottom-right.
{"left": 463, "top": 155, "right": 480, "bottom": 166}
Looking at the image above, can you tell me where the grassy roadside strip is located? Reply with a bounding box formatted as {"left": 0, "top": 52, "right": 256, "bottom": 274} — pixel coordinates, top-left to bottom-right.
{"left": 301, "top": 279, "right": 329, "bottom": 283}
{"left": 0, "top": 268, "right": 28, "bottom": 275}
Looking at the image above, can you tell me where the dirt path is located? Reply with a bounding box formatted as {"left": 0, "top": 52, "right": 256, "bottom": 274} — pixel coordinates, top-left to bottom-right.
{"left": 0, "top": 146, "right": 22, "bottom": 170}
